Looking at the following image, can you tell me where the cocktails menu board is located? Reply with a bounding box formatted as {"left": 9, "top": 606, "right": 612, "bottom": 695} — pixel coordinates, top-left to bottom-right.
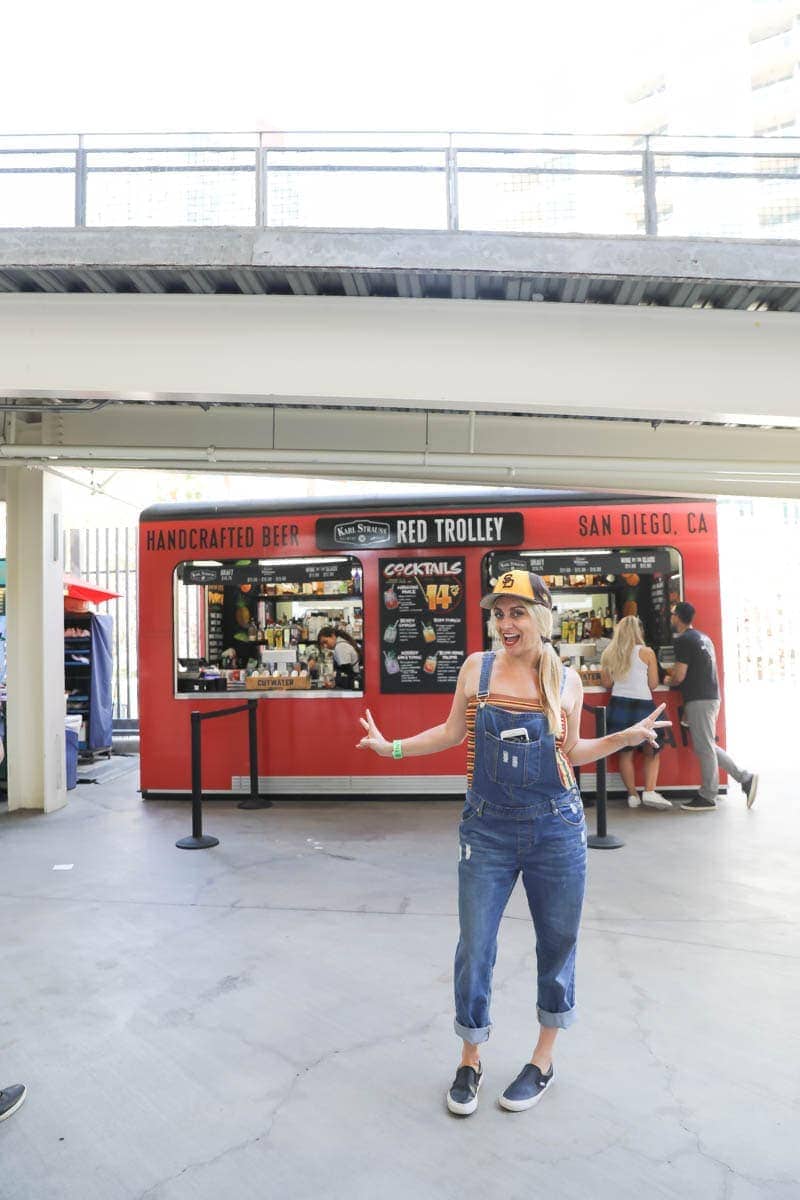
{"left": 379, "top": 557, "right": 467, "bottom": 694}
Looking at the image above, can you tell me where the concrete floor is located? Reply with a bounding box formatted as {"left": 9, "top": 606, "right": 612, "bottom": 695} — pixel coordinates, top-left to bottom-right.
{"left": 1, "top": 760, "right": 798, "bottom": 1200}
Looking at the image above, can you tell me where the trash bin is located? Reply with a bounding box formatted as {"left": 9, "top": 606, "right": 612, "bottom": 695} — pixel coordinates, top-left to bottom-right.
{"left": 65, "top": 728, "right": 79, "bottom": 791}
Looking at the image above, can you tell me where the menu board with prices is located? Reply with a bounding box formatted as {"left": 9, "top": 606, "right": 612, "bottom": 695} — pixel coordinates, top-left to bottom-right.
{"left": 379, "top": 556, "right": 467, "bottom": 694}
{"left": 181, "top": 558, "right": 359, "bottom": 592}
{"left": 490, "top": 549, "right": 671, "bottom": 583}
{"left": 206, "top": 597, "right": 224, "bottom": 661}
{"left": 649, "top": 574, "right": 671, "bottom": 645}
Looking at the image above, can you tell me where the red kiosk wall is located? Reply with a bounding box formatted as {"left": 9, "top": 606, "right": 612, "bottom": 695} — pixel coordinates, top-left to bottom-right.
{"left": 138, "top": 498, "right": 721, "bottom": 795}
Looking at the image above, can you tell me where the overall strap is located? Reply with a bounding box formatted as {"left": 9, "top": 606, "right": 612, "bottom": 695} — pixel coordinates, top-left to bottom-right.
{"left": 477, "top": 651, "right": 496, "bottom": 702}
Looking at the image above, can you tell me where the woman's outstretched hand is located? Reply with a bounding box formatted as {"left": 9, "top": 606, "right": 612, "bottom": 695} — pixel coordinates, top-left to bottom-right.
{"left": 620, "top": 702, "right": 672, "bottom": 749}
{"left": 357, "top": 708, "right": 392, "bottom": 757}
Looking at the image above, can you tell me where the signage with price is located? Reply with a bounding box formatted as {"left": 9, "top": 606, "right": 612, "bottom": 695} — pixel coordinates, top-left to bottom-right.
{"left": 379, "top": 556, "right": 467, "bottom": 694}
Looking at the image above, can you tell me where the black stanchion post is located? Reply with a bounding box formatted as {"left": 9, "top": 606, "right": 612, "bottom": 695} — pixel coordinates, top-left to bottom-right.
{"left": 584, "top": 704, "right": 624, "bottom": 850}
{"left": 176, "top": 712, "right": 220, "bottom": 849}
{"left": 238, "top": 698, "right": 272, "bottom": 809}
{"left": 595, "top": 711, "right": 609, "bottom": 839}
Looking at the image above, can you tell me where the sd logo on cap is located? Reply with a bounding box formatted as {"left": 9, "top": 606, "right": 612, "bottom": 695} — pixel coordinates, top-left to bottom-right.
{"left": 480, "top": 569, "right": 553, "bottom": 610}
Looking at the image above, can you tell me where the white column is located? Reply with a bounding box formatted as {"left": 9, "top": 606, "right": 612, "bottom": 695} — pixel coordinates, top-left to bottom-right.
{"left": 6, "top": 466, "right": 66, "bottom": 812}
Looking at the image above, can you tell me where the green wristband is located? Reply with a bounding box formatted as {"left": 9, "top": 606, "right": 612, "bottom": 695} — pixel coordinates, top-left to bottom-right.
{"left": 392, "top": 739, "right": 403, "bottom": 760}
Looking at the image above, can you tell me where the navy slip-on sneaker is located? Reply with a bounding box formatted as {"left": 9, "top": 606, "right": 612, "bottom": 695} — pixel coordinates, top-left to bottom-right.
{"left": 499, "top": 1063, "right": 554, "bottom": 1112}
{"left": 446, "top": 1063, "right": 483, "bottom": 1115}
{"left": 0, "top": 1084, "right": 26, "bottom": 1122}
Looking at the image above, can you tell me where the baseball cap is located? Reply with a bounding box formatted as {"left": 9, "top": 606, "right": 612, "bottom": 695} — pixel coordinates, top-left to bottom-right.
{"left": 480, "top": 569, "right": 553, "bottom": 610}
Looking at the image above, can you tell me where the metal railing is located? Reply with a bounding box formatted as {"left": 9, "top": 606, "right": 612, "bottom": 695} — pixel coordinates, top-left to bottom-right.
{"left": 2, "top": 131, "right": 800, "bottom": 240}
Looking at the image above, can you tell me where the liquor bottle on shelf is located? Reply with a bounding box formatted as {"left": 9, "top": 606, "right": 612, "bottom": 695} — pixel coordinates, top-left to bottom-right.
{"left": 603, "top": 606, "right": 613, "bottom": 633}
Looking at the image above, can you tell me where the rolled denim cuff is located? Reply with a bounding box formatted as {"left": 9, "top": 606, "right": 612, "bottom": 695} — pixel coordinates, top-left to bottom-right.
{"left": 454, "top": 1018, "right": 492, "bottom": 1044}
{"left": 537, "top": 1005, "right": 577, "bottom": 1030}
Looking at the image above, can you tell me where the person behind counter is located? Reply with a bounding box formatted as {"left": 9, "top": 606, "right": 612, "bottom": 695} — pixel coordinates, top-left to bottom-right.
{"left": 665, "top": 602, "right": 758, "bottom": 812}
{"left": 356, "top": 570, "right": 669, "bottom": 1118}
{"left": 309, "top": 626, "right": 362, "bottom": 689}
{"left": 600, "top": 615, "right": 671, "bottom": 810}
{"left": 225, "top": 593, "right": 257, "bottom": 668}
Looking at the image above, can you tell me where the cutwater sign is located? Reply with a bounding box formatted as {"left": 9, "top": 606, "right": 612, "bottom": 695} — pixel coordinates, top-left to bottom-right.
{"left": 317, "top": 511, "right": 523, "bottom": 551}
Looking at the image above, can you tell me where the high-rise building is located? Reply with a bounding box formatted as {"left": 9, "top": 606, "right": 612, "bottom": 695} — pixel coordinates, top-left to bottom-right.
{"left": 749, "top": 2, "right": 800, "bottom": 233}
{"left": 624, "top": 1, "right": 800, "bottom": 238}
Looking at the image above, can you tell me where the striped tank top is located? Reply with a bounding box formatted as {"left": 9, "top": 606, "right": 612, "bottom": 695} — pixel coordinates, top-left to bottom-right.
{"left": 465, "top": 693, "right": 575, "bottom": 792}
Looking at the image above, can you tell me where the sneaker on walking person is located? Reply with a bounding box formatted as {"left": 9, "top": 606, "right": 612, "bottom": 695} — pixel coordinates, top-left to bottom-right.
{"left": 0, "top": 1084, "right": 26, "bottom": 1122}
{"left": 499, "top": 1063, "right": 554, "bottom": 1112}
{"left": 642, "top": 790, "right": 672, "bottom": 810}
{"left": 741, "top": 772, "right": 759, "bottom": 809}
{"left": 680, "top": 794, "right": 717, "bottom": 812}
{"left": 446, "top": 1063, "right": 483, "bottom": 1115}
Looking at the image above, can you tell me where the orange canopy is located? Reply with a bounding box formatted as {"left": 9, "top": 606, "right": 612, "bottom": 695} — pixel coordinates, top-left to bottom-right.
{"left": 63, "top": 574, "right": 120, "bottom": 603}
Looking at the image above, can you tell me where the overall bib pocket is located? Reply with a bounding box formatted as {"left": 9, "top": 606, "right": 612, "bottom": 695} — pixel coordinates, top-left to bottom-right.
{"left": 484, "top": 733, "right": 543, "bottom": 787}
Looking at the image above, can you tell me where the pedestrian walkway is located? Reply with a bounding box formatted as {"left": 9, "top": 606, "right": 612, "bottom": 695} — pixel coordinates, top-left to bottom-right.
{"left": 1, "top": 767, "right": 797, "bottom": 1200}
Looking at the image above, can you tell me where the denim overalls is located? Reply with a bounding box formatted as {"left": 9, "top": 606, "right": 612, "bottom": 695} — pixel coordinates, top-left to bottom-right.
{"left": 454, "top": 651, "right": 587, "bottom": 1044}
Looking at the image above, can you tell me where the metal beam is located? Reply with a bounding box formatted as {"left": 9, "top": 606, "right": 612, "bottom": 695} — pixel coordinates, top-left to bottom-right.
{"left": 2, "top": 292, "right": 800, "bottom": 428}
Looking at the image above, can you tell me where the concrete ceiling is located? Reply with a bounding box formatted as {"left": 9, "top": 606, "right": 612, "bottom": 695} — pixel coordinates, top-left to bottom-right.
{"left": 2, "top": 227, "right": 800, "bottom": 311}
{"left": 1, "top": 228, "right": 799, "bottom": 497}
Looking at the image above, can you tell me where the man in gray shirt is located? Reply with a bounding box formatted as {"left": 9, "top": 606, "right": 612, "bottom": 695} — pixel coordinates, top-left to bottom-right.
{"left": 666, "top": 602, "right": 758, "bottom": 812}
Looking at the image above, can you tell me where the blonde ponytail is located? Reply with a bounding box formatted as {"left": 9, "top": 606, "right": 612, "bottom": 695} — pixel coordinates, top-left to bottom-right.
{"left": 530, "top": 605, "right": 563, "bottom": 735}
{"left": 600, "top": 615, "right": 643, "bottom": 681}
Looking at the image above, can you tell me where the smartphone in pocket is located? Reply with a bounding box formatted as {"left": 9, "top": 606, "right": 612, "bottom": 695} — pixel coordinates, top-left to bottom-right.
{"left": 499, "top": 726, "right": 530, "bottom": 743}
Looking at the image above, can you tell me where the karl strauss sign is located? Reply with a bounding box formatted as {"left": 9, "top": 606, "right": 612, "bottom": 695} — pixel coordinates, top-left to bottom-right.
{"left": 316, "top": 512, "right": 524, "bottom": 551}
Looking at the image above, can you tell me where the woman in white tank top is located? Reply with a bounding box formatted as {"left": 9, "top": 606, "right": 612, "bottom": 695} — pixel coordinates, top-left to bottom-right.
{"left": 600, "top": 616, "right": 671, "bottom": 809}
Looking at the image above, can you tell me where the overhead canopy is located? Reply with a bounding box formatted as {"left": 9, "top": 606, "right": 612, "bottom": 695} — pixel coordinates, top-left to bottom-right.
{"left": 63, "top": 574, "right": 120, "bottom": 604}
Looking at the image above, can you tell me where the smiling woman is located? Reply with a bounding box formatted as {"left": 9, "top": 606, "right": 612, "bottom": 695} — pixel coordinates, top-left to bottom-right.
{"left": 357, "top": 568, "right": 668, "bottom": 1117}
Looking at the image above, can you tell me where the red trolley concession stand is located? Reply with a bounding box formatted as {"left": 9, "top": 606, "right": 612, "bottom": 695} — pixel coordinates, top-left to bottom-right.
{"left": 138, "top": 492, "right": 723, "bottom": 800}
